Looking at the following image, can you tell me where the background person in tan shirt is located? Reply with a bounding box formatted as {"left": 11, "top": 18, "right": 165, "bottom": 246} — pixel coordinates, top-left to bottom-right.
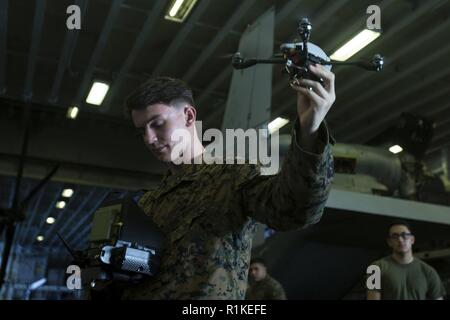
{"left": 367, "top": 220, "right": 446, "bottom": 300}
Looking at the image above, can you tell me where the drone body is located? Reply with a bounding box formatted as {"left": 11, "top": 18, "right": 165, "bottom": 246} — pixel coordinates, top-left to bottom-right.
{"left": 280, "top": 41, "right": 332, "bottom": 85}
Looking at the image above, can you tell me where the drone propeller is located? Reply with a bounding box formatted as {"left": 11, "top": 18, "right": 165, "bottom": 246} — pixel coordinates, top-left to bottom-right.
{"left": 221, "top": 52, "right": 283, "bottom": 63}
{"left": 330, "top": 54, "right": 384, "bottom": 71}
{"left": 231, "top": 52, "right": 285, "bottom": 69}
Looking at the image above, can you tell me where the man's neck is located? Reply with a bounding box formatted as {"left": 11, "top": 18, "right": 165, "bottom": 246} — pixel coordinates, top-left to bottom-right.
{"left": 168, "top": 140, "right": 205, "bottom": 174}
{"left": 392, "top": 251, "right": 414, "bottom": 264}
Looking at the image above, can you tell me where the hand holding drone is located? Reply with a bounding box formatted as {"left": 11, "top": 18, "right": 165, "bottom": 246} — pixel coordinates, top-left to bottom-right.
{"left": 231, "top": 18, "right": 383, "bottom": 86}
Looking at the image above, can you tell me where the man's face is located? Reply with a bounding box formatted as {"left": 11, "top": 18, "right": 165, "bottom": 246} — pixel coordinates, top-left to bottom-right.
{"left": 132, "top": 103, "right": 190, "bottom": 162}
{"left": 387, "top": 225, "right": 415, "bottom": 254}
{"left": 249, "top": 263, "right": 267, "bottom": 282}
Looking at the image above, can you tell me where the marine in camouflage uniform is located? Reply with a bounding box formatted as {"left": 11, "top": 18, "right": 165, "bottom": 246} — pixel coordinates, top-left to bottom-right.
{"left": 246, "top": 258, "right": 287, "bottom": 300}
{"left": 245, "top": 275, "right": 287, "bottom": 300}
{"left": 122, "top": 119, "right": 334, "bottom": 299}
{"left": 122, "top": 70, "right": 336, "bottom": 300}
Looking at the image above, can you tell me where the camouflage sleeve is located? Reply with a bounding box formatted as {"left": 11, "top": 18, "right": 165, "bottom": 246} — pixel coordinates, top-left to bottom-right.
{"left": 236, "top": 118, "right": 334, "bottom": 231}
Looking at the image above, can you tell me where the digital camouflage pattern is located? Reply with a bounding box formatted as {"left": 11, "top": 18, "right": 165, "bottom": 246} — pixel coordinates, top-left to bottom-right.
{"left": 122, "top": 120, "right": 334, "bottom": 299}
{"left": 245, "top": 275, "right": 287, "bottom": 300}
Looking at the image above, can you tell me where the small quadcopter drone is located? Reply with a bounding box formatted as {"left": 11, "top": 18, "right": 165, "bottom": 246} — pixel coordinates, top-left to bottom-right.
{"left": 231, "top": 18, "right": 384, "bottom": 86}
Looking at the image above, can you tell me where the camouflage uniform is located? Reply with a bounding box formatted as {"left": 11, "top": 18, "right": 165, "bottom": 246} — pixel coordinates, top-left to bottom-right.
{"left": 122, "top": 119, "right": 334, "bottom": 299}
{"left": 245, "top": 275, "right": 287, "bottom": 300}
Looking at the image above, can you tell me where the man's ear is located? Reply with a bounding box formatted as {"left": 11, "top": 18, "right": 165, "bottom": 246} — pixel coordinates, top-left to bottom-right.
{"left": 411, "top": 235, "right": 415, "bottom": 246}
{"left": 184, "top": 105, "right": 196, "bottom": 127}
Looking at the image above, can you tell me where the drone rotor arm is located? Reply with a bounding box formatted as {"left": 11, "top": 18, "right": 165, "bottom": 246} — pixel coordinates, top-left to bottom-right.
{"left": 232, "top": 57, "right": 285, "bottom": 70}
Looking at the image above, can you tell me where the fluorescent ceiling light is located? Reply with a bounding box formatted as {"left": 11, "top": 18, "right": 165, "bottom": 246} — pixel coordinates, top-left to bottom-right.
{"left": 36, "top": 235, "right": 44, "bottom": 242}
{"left": 30, "top": 278, "right": 47, "bottom": 290}
{"left": 56, "top": 201, "right": 66, "bottom": 209}
{"left": 330, "top": 29, "right": 381, "bottom": 61}
{"left": 268, "top": 117, "right": 289, "bottom": 134}
{"left": 46, "top": 217, "right": 56, "bottom": 224}
{"left": 67, "top": 106, "right": 79, "bottom": 119}
{"left": 169, "top": 0, "right": 184, "bottom": 17}
{"left": 62, "top": 189, "right": 74, "bottom": 198}
{"left": 389, "top": 145, "right": 403, "bottom": 154}
{"left": 165, "top": 0, "right": 197, "bottom": 23}
{"left": 86, "top": 81, "right": 109, "bottom": 106}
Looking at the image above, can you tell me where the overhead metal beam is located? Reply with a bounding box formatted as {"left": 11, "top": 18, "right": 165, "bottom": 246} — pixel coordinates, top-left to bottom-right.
{"left": 150, "top": 0, "right": 211, "bottom": 78}
{"left": 23, "top": 0, "right": 47, "bottom": 101}
{"left": 7, "top": 48, "right": 145, "bottom": 83}
{"left": 182, "top": 0, "right": 256, "bottom": 83}
{"left": 0, "top": 0, "right": 8, "bottom": 95}
{"left": 73, "top": 0, "right": 123, "bottom": 107}
{"left": 338, "top": 55, "right": 450, "bottom": 141}
{"left": 1, "top": 95, "right": 133, "bottom": 126}
{"left": 101, "top": 0, "right": 166, "bottom": 112}
{"left": 194, "top": 21, "right": 242, "bottom": 37}
{"left": 48, "top": 0, "right": 86, "bottom": 104}
{"left": 0, "top": 153, "right": 161, "bottom": 190}
{"left": 273, "top": 0, "right": 305, "bottom": 25}
{"left": 327, "top": 189, "right": 450, "bottom": 225}
{"left": 198, "top": 67, "right": 231, "bottom": 110}
{"left": 352, "top": 88, "right": 450, "bottom": 145}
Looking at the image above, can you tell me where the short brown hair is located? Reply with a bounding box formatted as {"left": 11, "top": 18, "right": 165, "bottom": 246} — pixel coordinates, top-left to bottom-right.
{"left": 250, "top": 257, "right": 266, "bottom": 266}
{"left": 125, "top": 76, "right": 195, "bottom": 115}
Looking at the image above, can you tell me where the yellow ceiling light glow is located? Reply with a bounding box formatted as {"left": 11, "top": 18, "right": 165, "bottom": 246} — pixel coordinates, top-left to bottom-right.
{"left": 86, "top": 81, "right": 109, "bottom": 106}
{"left": 67, "top": 106, "right": 79, "bottom": 119}
{"left": 389, "top": 145, "right": 403, "bottom": 154}
{"left": 62, "top": 189, "right": 74, "bottom": 198}
{"left": 330, "top": 29, "right": 381, "bottom": 62}
{"left": 165, "top": 0, "right": 198, "bottom": 23}
{"left": 56, "top": 201, "right": 66, "bottom": 209}
{"left": 268, "top": 117, "right": 289, "bottom": 134}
